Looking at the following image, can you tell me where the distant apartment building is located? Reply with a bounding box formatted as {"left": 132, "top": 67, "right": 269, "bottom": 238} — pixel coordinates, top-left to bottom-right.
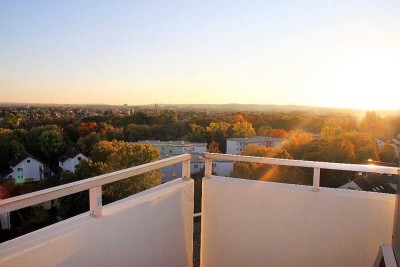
{"left": 226, "top": 136, "right": 288, "bottom": 155}
{"left": 135, "top": 140, "right": 233, "bottom": 182}
{"left": 138, "top": 140, "right": 207, "bottom": 157}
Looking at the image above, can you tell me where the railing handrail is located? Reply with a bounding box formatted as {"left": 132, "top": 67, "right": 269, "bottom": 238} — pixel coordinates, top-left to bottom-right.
{"left": 204, "top": 153, "right": 399, "bottom": 175}
{"left": 0, "top": 154, "right": 191, "bottom": 214}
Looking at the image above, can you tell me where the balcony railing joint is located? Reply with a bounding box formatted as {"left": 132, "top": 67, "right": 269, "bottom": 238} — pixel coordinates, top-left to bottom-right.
{"left": 204, "top": 158, "right": 213, "bottom": 178}
{"left": 181, "top": 159, "right": 191, "bottom": 181}
{"left": 312, "top": 168, "right": 321, "bottom": 192}
{"left": 89, "top": 186, "right": 102, "bottom": 218}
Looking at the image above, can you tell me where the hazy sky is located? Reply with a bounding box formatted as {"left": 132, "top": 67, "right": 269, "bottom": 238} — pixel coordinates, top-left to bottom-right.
{"left": 1, "top": 1, "right": 399, "bottom": 109}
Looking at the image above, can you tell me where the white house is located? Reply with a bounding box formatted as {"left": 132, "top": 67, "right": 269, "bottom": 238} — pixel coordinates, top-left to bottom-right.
{"left": 226, "top": 136, "right": 288, "bottom": 155}
{"left": 6, "top": 152, "right": 45, "bottom": 183}
{"left": 58, "top": 148, "right": 88, "bottom": 173}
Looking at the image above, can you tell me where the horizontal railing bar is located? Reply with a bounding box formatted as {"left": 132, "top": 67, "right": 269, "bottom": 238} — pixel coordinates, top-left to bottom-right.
{"left": 204, "top": 153, "right": 399, "bottom": 175}
{"left": 0, "top": 154, "right": 191, "bottom": 214}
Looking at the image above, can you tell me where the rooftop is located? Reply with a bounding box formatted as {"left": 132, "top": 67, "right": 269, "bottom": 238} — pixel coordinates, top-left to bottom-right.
{"left": 137, "top": 140, "right": 207, "bottom": 147}
{"left": 8, "top": 152, "right": 43, "bottom": 167}
{"left": 227, "top": 136, "right": 287, "bottom": 143}
{"left": 352, "top": 174, "right": 397, "bottom": 194}
{"left": 58, "top": 148, "right": 83, "bottom": 163}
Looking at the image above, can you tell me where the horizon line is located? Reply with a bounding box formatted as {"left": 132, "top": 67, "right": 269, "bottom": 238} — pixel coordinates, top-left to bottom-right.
{"left": 0, "top": 102, "right": 399, "bottom": 112}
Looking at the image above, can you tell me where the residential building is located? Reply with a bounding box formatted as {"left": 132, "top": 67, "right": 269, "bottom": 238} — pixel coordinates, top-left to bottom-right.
{"left": 58, "top": 148, "right": 88, "bottom": 173}
{"left": 340, "top": 174, "right": 397, "bottom": 193}
{"left": 226, "top": 136, "right": 287, "bottom": 155}
{"left": 135, "top": 141, "right": 232, "bottom": 182}
{"left": 5, "top": 152, "right": 45, "bottom": 183}
{"left": 137, "top": 140, "right": 207, "bottom": 157}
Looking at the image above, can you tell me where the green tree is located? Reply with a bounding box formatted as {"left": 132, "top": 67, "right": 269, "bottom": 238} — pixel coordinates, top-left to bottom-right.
{"left": 91, "top": 140, "right": 125, "bottom": 163}
{"left": 39, "top": 130, "right": 65, "bottom": 159}
{"left": 102, "top": 143, "right": 161, "bottom": 202}
{"left": 206, "top": 122, "right": 230, "bottom": 152}
{"left": 379, "top": 144, "right": 395, "bottom": 163}
{"left": 0, "top": 129, "right": 25, "bottom": 170}
{"left": 2, "top": 112, "right": 22, "bottom": 129}
{"left": 232, "top": 121, "right": 256, "bottom": 137}
{"left": 125, "top": 124, "right": 152, "bottom": 141}
{"left": 207, "top": 141, "right": 220, "bottom": 153}
{"left": 57, "top": 141, "right": 161, "bottom": 218}
{"left": 188, "top": 123, "right": 206, "bottom": 142}
{"left": 25, "top": 125, "right": 61, "bottom": 158}
{"left": 232, "top": 144, "right": 292, "bottom": 180}
{"left": 257, "top": 125, "right": 272, "bottom": 136}
{"left": 99, "top": 123, "right": 124, "bottom": 141}
{"left": 282, "top": 131, "right": 313, "bottom": 159}
{"left": 77, "top": 132, "right": 104, "bottom": 156}
{"left": 206, "top": 122, "right": 230, "bottom": 136}
{"left": 342, "top": 131, "right": 378, "bottom": 163}
{"left": 321, "top": 126, "right": 344, "bottom": 140}
{"left": 320, "top": 138, "right": 356, "bottom": 163}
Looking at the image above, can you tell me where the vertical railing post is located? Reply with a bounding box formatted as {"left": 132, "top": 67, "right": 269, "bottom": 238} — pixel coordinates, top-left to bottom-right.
{"left": 312, "top": 168, "right": 320, "bottom": 192}
{"left": 182, "top": 159, "right": 191, "bottom": 180}
{"left": 89, "top": 186, "right": 102, "bottom": 217}
{"left": 204, "top": 158, "right": 212, "bottom": 178}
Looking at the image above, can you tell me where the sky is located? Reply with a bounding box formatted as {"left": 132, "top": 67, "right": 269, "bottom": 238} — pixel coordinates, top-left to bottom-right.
{"left": 0, "top": 0, "right": 399, "bottom": 109}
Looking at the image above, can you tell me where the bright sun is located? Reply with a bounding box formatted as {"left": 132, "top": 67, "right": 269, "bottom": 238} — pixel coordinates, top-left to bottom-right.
{"left": 325, "top": 48, "right": 400, "bottom": 110}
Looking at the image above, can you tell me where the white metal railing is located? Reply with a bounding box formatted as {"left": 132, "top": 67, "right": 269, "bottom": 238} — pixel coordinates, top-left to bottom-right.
{"left": 204, "top": 153, "right": 400, "bottom": 192}
{"left": 0, "top": 154, "right": 191, "bottom": 217}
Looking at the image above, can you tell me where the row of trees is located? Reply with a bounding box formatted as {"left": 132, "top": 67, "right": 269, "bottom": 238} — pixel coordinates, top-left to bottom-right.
{"left": 232, "top": 123, "right": 397, "bottom": 188}
{"left": 0, "top": 109, "right": 399, "bottom": 242}
{"left": 58, "top": 141, "right": 161, "bottom": 218}
{"left": 1, "top": 110, "right": 398, "bottom": 177}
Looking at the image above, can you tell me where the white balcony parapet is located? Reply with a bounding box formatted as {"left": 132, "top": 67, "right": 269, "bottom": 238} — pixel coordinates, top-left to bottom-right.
{"left": 200, "top": 153, "right": 399, "bottom": 267}
{"left": 204, "top": 152, "right": 399, "bottom": 191}
{"left": 0, "top": 179, "right": 194, "bottom": 267}
{"left": 201, "top": 176, "right": 396, "bottom": 267}
{"left": 0, "top": 154, "right": 192, "bottom": 215}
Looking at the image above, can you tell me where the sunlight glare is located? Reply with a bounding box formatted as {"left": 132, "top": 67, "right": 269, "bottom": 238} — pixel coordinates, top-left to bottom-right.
{"left": 326, "top": 49, "right": 400, "bottom": 110}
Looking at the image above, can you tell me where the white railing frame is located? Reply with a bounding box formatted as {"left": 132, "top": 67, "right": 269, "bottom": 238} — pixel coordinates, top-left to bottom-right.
{"left": 204, "top": 153, "right": 399, "bottom": 192}
{"left": 0, "top": 154, "right": 192, "bottom": 217}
